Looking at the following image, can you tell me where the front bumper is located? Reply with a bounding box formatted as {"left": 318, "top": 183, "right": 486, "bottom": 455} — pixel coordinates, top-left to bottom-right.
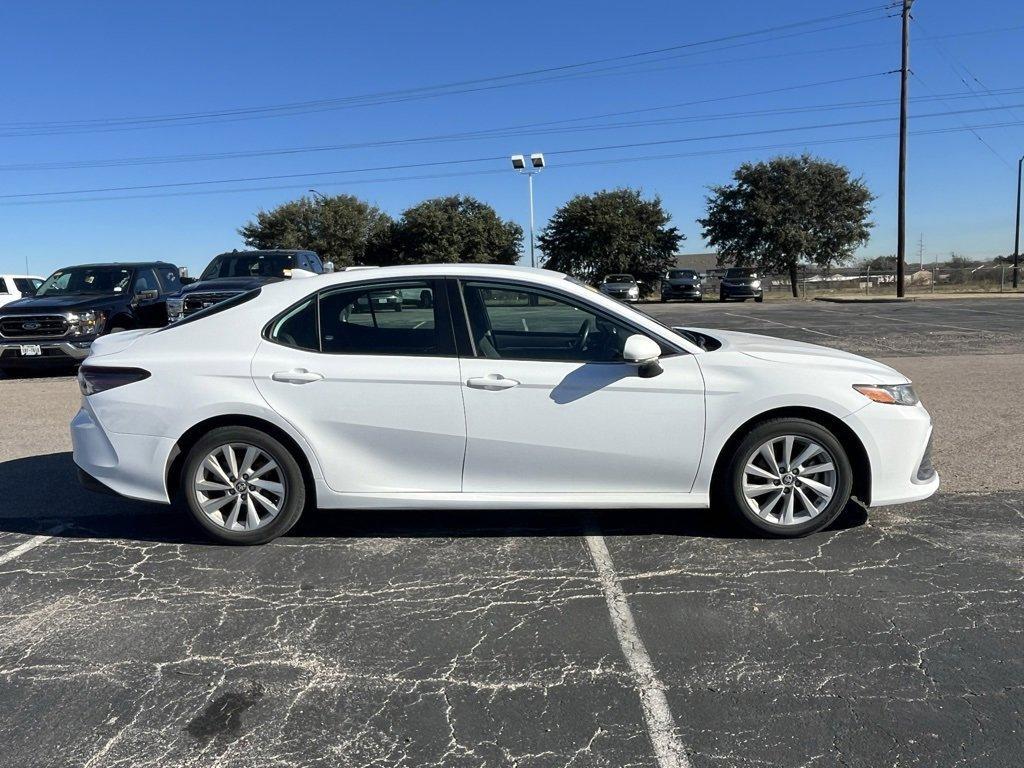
{"left": 722, "top": 285, "right": 763, "bottom": 298}
{"left": 0, "top": 339, "right": 93, "bottom": 366}
{"left": 662, "top": 286, "right": 702, "bottom": 299}
{"left": 844, "top": 402, "right": 939, "bottom": 507}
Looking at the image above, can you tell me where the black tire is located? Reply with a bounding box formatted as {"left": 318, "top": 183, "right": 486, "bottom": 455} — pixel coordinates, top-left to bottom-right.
{"left": 394, "top": 304, "right": 403, "bottom": 312}
{"left": 719, "top": 289, "right": 727, "bottom": 302}
{"left": 755, "top": 295, "right": 764, "bottom": 303}
{"left": 715, "top": 417, "right": 853, "bottom": 538}
{"left": 109, "top": 326, "right": 128, "bottom": 334}
{"left": 181, "top": 426, "right": 307, "bottom": 545}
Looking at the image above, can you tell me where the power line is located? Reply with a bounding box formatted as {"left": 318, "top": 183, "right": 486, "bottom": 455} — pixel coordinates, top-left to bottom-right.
{"left": 6, "top": 101, "right": 1024, "bottom": 201}
{"left": 0, "top": 6, "right": 895, "bottom": 136}
{"left": 4, "top": 119, "right": 1023, "bottom": 207}
{"left": 7, "top": 77, "right": 1024, "bottom": 175}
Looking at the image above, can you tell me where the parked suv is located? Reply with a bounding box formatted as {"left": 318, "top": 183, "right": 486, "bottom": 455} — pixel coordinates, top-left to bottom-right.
{"left": 598, "top": 274, "right": 640, "bottom": 302}
{"left": 0, "top": 262, "right": 181, "bottom": 374}
{"left": 0, "top": 275, "right": 45, "bottom": 309}
{"left": 168, "top": 249, "right": 324, "bottom": 322}
{"left": 660, "top": 269, "right": 703, "bottom": 302}
{"left": 711, "top": 267, "right": 764, "bottom": 302}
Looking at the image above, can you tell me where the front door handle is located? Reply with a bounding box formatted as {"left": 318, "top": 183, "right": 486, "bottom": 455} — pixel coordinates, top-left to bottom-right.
{"left": 272, "top": 369, "right": 324, "bottom": 384}
{"left": 466, "top": 374, "right": 519, "bottom": 391}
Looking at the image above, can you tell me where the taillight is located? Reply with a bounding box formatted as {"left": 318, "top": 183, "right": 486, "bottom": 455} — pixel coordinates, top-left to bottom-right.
{"left": 77, "top": 366, "right": 150, "bottom": 396}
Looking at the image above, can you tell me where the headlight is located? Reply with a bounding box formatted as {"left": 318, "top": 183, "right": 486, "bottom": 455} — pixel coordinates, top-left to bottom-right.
{"left": 751, "top": 280, "right": 762, "bottom": 289}
{"left": 853, "top": 383, "right": 919, "bottom": 406}
{"left": 628, "top": 287, "right": 639, "bottom": 295}
{"left": 166, "top": 297, "right": 184, "bottom": 321}
{"left": 67, "top": 310, "right": 106, "bottom": 336}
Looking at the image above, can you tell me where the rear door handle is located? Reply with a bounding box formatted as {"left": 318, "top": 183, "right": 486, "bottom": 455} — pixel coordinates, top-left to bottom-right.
{"left": 466, "top": 375, "right": 519, "bottom": 391}
{"left": 272, "top": 369, "right": 324, "bottom": 384}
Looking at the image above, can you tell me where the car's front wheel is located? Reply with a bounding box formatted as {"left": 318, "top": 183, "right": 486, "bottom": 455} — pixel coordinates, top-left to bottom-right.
{"left": 182, "top": 426, "right": 307, "bottom": 545}
{"left": 716, "top": 418, "right": 853, "bottom": 537}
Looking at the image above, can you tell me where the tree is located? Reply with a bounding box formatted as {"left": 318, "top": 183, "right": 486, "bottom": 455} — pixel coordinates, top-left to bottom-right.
{"left": 864, "top": 255, "right": 897, "bottom": 272}
{"left": 388, "top": 195, "right": 522, "bottom": 265}
{"left": 538, "top": 188, "right": 683, "bottom": 287}
{"left": 239, "top": 194, "right": 392, "bottom": 268}
{"left": 699, "top": 155, "right": 874, "bottom": 297}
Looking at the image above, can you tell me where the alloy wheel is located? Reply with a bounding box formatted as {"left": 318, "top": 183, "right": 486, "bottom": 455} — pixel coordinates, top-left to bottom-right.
{"left": 193, "top": 443, "right": 287, "bottom": 532}
{"left": 741, "top": 435, "right": 838, "bottom": 526}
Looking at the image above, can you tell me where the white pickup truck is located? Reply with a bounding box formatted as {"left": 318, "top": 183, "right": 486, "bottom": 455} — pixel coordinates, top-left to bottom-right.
{"left": 0, "top": 275, "right": 45, "bottom": 309}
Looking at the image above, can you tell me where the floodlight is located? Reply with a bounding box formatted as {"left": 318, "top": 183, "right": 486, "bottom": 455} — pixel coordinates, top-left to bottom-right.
{"left": 530, "top": 153, "right": 545, "bottom": 169}
{"left": 510, "top": 154, "right": 526, "bottom": 170}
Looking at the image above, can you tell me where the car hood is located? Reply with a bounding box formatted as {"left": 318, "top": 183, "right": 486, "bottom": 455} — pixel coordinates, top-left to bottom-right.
{"left": 180, "top": 276, "right": 280, "bottom": 294}
{"left": 680, "top": 327, "right": 907, "bottom": 383}
{"left": 0, "top": 294, "right": 120, "bottom": 314}
{"left": 602, "top": 282, "right": 637, "bottom": 290}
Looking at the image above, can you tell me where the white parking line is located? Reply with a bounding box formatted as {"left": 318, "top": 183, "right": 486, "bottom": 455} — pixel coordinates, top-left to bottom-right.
{"left": 585, "top": 535, "right": 691, "bottom": 768}
{"left": 0, "top": 533, "right": 56, "bottom": 567}
{"left": 724, "top": 312, "right": 838, "bottom": 338}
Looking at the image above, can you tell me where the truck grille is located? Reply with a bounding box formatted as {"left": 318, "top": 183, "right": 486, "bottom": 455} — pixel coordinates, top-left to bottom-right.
{"left": 183, "top": 291, "right": 240, "bottom": 316}
{"left": 0, "top": 315, "right": 69, "bottom": 339}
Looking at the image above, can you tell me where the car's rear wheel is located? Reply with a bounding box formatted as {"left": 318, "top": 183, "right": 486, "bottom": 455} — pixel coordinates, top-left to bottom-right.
{"left": 717, "top": 418, "right": 853, "bottom": 537}
{"left": 181, "top": 426, "right": 307, "bottom": 545}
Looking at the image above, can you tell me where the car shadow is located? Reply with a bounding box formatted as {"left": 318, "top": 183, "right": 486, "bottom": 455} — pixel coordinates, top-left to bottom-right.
{"left": 0, "top": 452, "right": 868, "bottom": 545}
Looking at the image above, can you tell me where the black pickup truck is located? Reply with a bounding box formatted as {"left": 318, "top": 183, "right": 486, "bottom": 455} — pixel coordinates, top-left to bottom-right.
{"left": 167, "top": 249, "right": 324, "bottom": 322}
{"left": 0, "top": 261, "right": 181, "bottom": 374}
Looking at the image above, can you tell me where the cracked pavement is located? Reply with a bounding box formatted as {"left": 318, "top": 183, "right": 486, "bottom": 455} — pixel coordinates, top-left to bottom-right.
{"left": 1, "top": 298, "right": 1022, "bottom": 766}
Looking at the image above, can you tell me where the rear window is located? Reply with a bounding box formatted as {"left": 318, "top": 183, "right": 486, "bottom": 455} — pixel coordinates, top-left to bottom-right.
{"left": 14, "top": 278, "right": 43, "bottom": 294}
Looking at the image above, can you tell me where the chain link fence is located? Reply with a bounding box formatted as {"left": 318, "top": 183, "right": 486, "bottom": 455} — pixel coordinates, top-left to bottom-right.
{"left": 760, "top": 264, "right": 1024, "bottom": 298}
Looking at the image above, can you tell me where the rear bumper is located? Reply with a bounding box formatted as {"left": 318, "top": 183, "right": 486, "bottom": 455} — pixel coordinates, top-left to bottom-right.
{"left": 0, "top": 340, "right": 92, "bottom": 366}
{"left": 71, "top": 402, "right": 174, "bottom": 504}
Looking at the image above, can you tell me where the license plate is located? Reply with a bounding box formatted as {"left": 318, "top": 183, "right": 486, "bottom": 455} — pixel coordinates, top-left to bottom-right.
{"left": 20, "top": 345, "right": 42, "bottom": 356}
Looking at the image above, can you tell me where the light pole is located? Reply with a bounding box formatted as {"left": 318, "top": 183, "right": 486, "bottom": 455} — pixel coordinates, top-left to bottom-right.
{"left": 511, "top": 153, "right": 545, "bottom": 268}
{"left": 308, "top": 189, "right": 327, "bottom": 202}
{"left": 1013, "top": 155, "right": 1022, "bottom": 289}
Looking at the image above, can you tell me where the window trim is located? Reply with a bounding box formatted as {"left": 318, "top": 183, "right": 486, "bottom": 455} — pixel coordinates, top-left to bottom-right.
{"left": 0, "top": 278, "right": 8, "bottom": 295}
{"left": 262, "top": 277, "right": 456, "bottom": 358}
{"left": 453, "top": 277, "right": 686, "bottom": 363}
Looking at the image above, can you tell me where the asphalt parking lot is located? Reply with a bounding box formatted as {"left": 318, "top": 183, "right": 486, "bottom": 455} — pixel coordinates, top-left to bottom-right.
{"left": 1, "top": 298, "right": 1021, "bottom": 767}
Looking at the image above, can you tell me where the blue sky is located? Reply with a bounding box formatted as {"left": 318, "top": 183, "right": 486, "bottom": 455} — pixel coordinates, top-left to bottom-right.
{"left": 1, "top": 0, "right": 1022, "bottom": 278}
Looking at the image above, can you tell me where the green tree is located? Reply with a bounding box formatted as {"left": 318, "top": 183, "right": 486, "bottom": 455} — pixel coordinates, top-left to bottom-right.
{"left": 388, "top": 195, "right": 522, "bottom": 265}
{"left": 699, "top": 155, "right": 874, "bottom": 297}
{"left": 238, "top": 194, "right": 392, "bottom": 268}
{"left": 865, "top": 255, "right": 897, "bottom": 272}
{"left": 538, "top": 188, "right": 682, "bottom": 287}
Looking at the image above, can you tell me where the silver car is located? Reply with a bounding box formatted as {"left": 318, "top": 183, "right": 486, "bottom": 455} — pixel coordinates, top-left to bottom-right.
{"left": 598, "top": 274, "right": 640, "bottom": 302}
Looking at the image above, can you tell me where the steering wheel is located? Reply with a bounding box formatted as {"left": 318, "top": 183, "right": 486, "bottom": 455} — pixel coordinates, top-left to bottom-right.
{"left": 575, "top": 319, "right": 593, "bottom": 354}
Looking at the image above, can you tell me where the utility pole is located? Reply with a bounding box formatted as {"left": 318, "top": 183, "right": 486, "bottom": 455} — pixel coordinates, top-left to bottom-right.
{"left": 895, "top": 0, "right": 913, "bottom": 297}
{"left": 917, "top": 234, "right": 924, "bottom": 270}
{"left": 1014, "top": 155, "right": 1022, "bottom": 289}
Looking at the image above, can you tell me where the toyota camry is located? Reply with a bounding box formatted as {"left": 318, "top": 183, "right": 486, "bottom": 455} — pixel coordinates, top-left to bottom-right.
{"left": 71, "top": 264, "right": 938, "bottom": 544}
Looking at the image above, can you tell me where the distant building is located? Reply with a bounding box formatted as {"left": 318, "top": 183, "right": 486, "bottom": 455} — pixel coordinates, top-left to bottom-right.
{"left": 673, "top": 252, "right": 724, "bottom": 273}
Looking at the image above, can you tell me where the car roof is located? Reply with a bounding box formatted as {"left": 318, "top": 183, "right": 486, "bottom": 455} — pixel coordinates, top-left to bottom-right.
{"left": 211, "top": 249, "right": 315, "bottom": 257}
{"left": 52, "top": 262, "right": 177, "bottom": 269}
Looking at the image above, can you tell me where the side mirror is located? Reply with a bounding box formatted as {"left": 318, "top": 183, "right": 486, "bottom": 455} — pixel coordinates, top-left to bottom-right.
{"left": 323, "top": 261, "right": 335, "bottom": 273}
{"left": 135, "top": 289, "right": 159, "bottom": 303}
{"left": 623, "top": 334, "right": 663, "bottom": 378}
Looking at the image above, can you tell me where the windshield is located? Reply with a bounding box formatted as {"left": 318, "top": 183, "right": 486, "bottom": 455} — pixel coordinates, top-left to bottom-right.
{"left": 604, "top": 275, "right": 634, "bottom": 284}
{"left": 667, "top": 270, "right": 697, "bottom": 279}
{"left": 201, "top": 253, "right": 296, "bottom": 280}
{"left": 35, "top": 267, "right": 133, "bottom": 297}
{"left": 14, "top": 278, "right": 43, "bottom": 294}
{"left": 725, "top": 268, "right": 757, "bottom": 279}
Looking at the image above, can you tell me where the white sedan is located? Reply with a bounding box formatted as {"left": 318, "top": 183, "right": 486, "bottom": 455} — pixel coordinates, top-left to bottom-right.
{"left": 71, "top": 264, "right": 937, "bottom": 544}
